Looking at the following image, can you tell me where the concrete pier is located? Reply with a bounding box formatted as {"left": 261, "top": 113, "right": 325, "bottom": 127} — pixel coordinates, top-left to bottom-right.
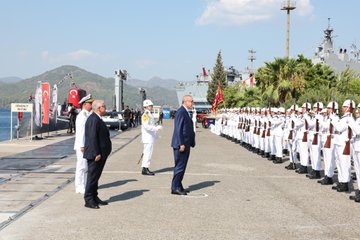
{"left": 0, "top": 121, "right": 360, "bottom": 240}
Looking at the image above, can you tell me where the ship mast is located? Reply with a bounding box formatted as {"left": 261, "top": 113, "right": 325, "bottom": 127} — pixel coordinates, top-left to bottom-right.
{"left": 248, "top": 49, "right": 256, "bottom": 74}
{"left": 281, "top": 0, "right": 296, "bottom": 58}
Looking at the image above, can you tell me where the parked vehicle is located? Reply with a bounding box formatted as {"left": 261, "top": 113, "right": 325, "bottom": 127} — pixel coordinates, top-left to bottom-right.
{"left": 102, "top": 111, "right": 128, "bottom": 131}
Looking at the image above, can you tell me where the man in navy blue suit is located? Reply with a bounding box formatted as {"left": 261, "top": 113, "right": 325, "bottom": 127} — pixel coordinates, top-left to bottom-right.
{"left": 171, "top": 95, "right": 196, "bottom": 195}
{"left": 83, "top": 100, "right": 112, "bottom": 209}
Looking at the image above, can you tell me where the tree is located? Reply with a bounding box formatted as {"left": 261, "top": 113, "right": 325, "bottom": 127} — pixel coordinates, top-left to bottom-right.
{"left": 207, "top": 50, "right": 227, "bottom": 104}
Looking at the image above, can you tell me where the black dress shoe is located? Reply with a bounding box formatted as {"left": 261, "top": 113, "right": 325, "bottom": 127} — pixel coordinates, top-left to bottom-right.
{"left": 181, "top": 188, "right": 190, "bottom": 193}
{"left": 96, "top": 197, "right": 108, "bottom": 205}
{"left": 142, "top": 167, "right": 155, "bottom": 176}
{"left": 317, "top": 176, "right": 333, "bottom": 185}
{"left": 273, "top": 157, "right": 282, "bottom": 164}
{"left": 285, "top": 163, "right": 296, "bottom": 170}
{"left": 296, "top": 165, "right": 308, "bottom": 174}
{"left": 85, "top": 202, "right": 100, "bottom": 209}
{"left": 171, "top": 189, "right": 187, "bottom": 195}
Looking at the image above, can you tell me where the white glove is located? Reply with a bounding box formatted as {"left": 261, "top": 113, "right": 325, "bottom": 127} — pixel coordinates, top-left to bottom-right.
{"left": 155, "top": 125, "right": 163, "bottom": 131}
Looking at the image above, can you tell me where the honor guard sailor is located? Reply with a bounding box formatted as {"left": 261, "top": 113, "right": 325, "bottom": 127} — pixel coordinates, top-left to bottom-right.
{"left": 141, "top": 99, "right": 162, "bottom": 175}
{"left": 73, "top": 94, "right": 93, "bottom": 194}
{"left": 332, "top": 99, "right": 355, "bottom": 192}
{"left": 349, "top": 103, "right": 360, "bottom": 202}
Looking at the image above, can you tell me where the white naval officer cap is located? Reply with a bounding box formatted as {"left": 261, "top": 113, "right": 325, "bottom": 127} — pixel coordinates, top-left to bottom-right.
{"left": 358, "top": 103, "right": 360, "bottom": 108}
{"left": 79, "top": 94, "right": 94, "bottom": 104}
{"left": 143, "top": 99, "right": 154, "bottom": 107}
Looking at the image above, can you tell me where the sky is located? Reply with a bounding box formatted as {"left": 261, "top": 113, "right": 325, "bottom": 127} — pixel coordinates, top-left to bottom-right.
{"left": 1, "top": 0, "right": 360, "bottom": 83}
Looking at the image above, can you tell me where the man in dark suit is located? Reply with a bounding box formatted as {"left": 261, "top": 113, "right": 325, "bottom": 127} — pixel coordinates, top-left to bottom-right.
{"left": 83, "top": 100, "right": 112, "bottom": 209}
{"left": 171, "top": 95, "right": 196, "bottom": 195}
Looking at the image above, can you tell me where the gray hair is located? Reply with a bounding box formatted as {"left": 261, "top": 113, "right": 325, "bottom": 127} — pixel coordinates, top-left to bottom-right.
{"left": 182, "top": 95, "right": 192, "bottom": 103}
{"left": 92, "top": 100, "right": 104, "bottom": 112}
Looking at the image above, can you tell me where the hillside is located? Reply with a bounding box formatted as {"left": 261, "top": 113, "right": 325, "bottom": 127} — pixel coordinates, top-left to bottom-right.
{"left": 0, "top": 65, "right": 178, "bottom": 109}
{"left": 126, "top": 76, "right": 179, "bottom": 90}
{"left": 0, "top": 76, "right": 22, "bottom": 83}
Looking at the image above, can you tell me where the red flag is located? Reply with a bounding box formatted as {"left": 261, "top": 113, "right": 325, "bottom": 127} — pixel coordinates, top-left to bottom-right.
{"left": 42, "top": 82, "right": 50, "bottom": 124}
{"left": 202, "top": 67, "right": 208, "bottom": 77}
{"left": 249, "top": 74, "right": 254, "bottom": 87}
{"left": 211, "top": 84, "right": 224, "bottom": 112}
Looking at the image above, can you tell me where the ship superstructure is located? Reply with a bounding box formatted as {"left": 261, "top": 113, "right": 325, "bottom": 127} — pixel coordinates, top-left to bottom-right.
{"left": 312, "top": 19, "right": 360, "bottom": 74}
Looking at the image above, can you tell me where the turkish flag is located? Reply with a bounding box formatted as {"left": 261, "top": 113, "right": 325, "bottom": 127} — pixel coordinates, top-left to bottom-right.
{"left": 42, "top": 82, "right": 50, "bottom": 124}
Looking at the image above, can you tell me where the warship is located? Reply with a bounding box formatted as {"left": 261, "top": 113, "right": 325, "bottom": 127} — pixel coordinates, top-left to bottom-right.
{"left": 175, "top": 66, "right": 244, "bottom": 112}
{"left": 312, "top": 18, "right": 360, "bottom": 74}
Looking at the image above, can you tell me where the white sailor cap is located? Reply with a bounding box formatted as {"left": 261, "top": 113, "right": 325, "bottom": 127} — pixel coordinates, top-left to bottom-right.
{"left": 326, "top": 101, "right": 338, "bottom": 110}
{"left": 143, "top": 99, "right": 154, "bottom": 107}
{"left": 278, "top": 107, "right": 285, "bottom": 113}
{"left": 313, "top": 102, "right": 324, "bottom": 109}
{"left": 342, "top": 99, "right": 356, "bottom": 108}
{"left": 321, "top": 108, "right": 327, "bottom": 113}
{"left": 301, "top": 102, "right": 311, "bottom": 110}
{"left": 290, "top": 104, "right": 299, "bottom": 110}
{"left": 79, "top": 94, "right": 94, "bottom": 104}
{"left": 358, "top": 103, "right": 360, "bottom": 108}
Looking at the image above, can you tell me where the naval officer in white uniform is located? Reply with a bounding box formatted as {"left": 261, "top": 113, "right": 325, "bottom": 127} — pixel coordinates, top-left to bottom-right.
{"left": 141, "top": 99, "right": 162, "bottom": 175}
{"left": 73, "top": 94, "right": 93, "bottom": 193}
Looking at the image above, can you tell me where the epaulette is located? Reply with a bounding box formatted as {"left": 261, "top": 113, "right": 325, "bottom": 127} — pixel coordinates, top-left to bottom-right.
{"left": 142, "top": 112, "right": 149, "bottom": 122}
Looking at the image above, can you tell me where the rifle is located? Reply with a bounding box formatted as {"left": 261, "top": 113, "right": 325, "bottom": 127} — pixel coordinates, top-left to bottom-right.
{"left": 324, "top": 100, "right": 335, "bottom": 148}
{"left": 343, "top": 100, "right": 353, "bottom": 155}
{"left": 302, "top": 100, "right": 309, "bottom": 142}
{"left": 288, "top": 101, "right": 296, "bottom": 140}
{"left": 266, "top": 105, "right": 271, "bottom": 136}
{"left": 253, "top": 120, "right": 257, "bottom": 134}
{"left": 246, "top": 119, "right": 250, "bottom": 132}
{"left": 267, "top": 121, "right": 271, "bottom": 136}
{"left": 262, "top": 122, "right": 266, "bottom": 138}
{"left": 312, "top": 101, "right": 320, "bottom": 145}
{"left": 302, "top": 119, "right": 308, "bottom": 142}
{"left": 288, "top": 120, "right": 295, "bottom": 140}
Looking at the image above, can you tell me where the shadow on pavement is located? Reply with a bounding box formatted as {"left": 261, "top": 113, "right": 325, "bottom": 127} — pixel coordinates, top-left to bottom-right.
{"left": 108, "top": 190, "right": 150, "bottom": 202}
{"left": 154, "top": 167, "right": 174, "bottom": 174}
{"left": 99, "top": 179, "right": 137, "bottom": 189}
{"left": 188, "top": 180, "right": 220, "bottom": 192}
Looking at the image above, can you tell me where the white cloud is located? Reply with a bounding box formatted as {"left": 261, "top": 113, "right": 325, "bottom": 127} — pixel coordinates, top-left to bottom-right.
{"left": 196, "top": 0, "right": 314, "bottom": 26}
{"left": 41, "top": 49, "right": 97, "bottom": 63}
{"left": 67, "top": 49, "right": 97, "bottom": 61}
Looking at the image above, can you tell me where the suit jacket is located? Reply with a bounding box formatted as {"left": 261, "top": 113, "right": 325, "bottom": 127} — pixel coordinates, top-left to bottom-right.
{"left": 83, "top": 112, "right": 112, "bottom": 160}
{"left": 171, "top": 106, "right": 195, "bottom": 149}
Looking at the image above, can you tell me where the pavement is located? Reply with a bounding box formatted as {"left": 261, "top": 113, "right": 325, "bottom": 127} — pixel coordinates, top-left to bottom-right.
{"left": 1, "top": 120, "right": 360, "bottom": 240}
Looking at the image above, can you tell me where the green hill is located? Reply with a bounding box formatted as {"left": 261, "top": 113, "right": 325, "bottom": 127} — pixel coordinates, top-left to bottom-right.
{"left": 0, "top": 65, "right": 178, "bottom": 109}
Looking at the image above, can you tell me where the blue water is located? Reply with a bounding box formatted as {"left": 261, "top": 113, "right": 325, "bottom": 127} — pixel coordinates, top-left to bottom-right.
{"left": 0, "top": 109, "right": 29, "bottom": 141}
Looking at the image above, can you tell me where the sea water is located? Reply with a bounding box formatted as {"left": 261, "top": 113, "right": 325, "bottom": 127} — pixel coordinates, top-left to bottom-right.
{"left": 0, "top": 109, "right": 28, "bottom": 141}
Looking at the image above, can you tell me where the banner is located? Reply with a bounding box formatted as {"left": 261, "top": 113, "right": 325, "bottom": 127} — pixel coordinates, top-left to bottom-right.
{"left": 52, "top": 84, "right": 58, "bottom": 122}
{"left": 42, "top": 82, "right": 50, "bottom": 124}
{"left": 34, "top": 81, "right": 42, "bottom": 127}
{"left": 211, "top": 84, "right": 224, "bottom": 112}
{"left": 52, "top": 84, "right": 58, "bottom": 104}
